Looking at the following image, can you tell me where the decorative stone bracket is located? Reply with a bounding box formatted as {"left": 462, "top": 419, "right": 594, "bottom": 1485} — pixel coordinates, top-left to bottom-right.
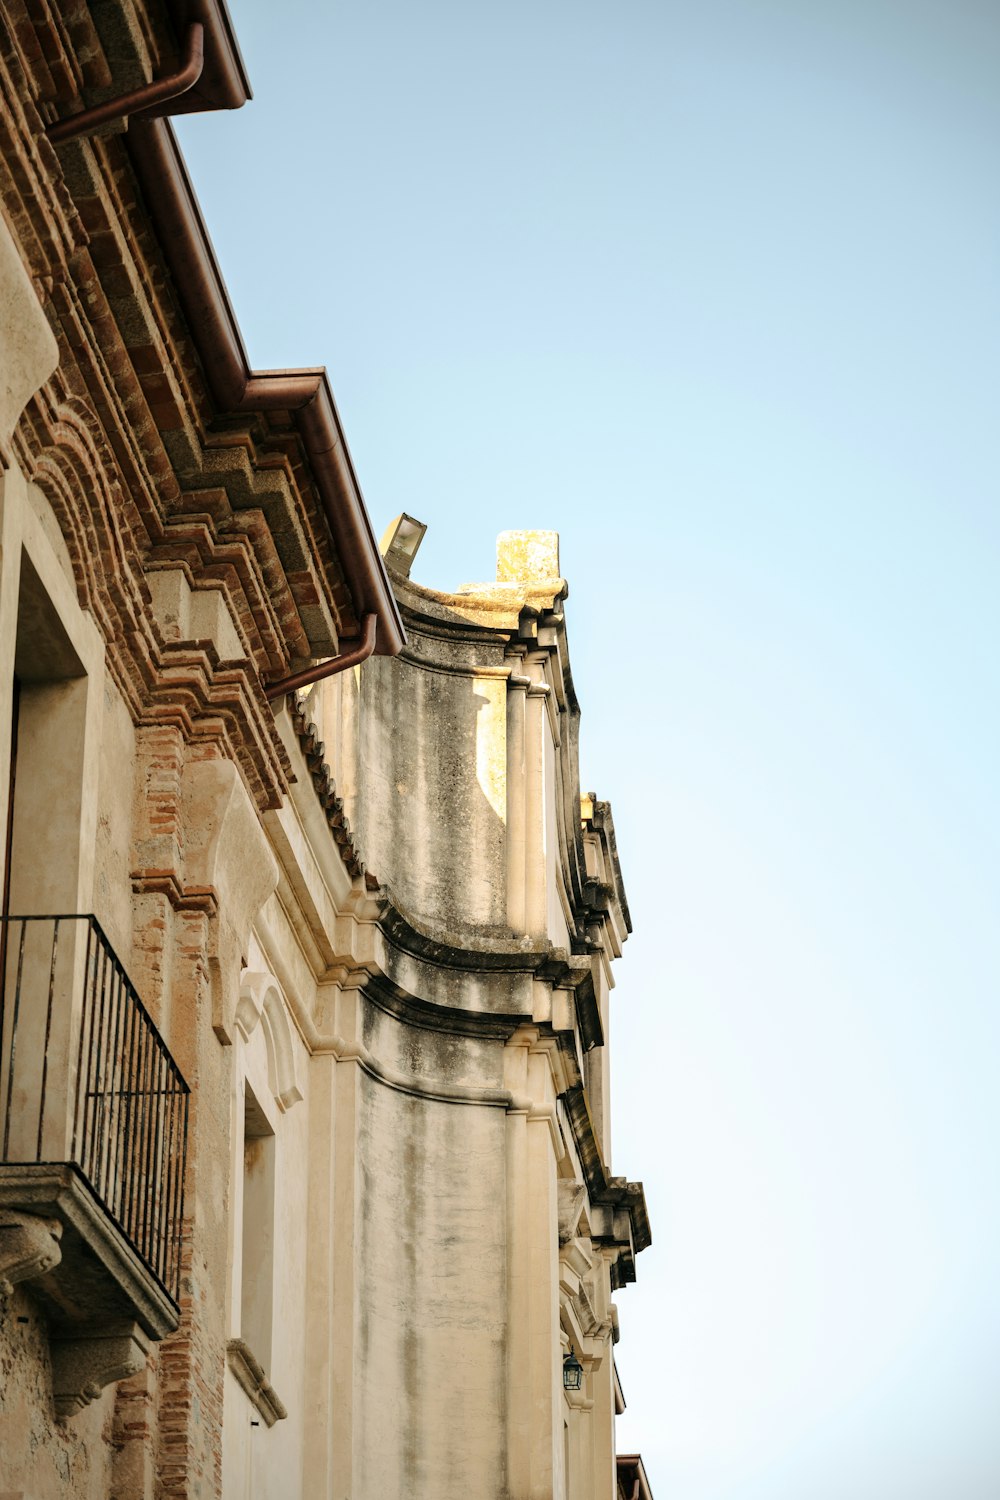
{"left": 0, "top": 1165, "right": 179, "bottom": 1419}
{"left": 178, "top": 759, "right": 279, "bottom": 1044}
{"left": 557, "top": 1181, "right": 587, "bottom": 1247}
{"left": 0, "top": 1209, "right": 63, "bottom": 1294}
{"left": 0, "top": 1212, "right": 151, "bottom": 1416}
{"left": 50, "top": 1321, "right": 150, "bottom": 1418}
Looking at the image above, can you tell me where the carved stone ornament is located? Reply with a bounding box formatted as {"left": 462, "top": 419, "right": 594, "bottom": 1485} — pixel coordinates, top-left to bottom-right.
{"left": 0, "top": 1208, "right": 63, "bottom": 1294}
{"left": 50, "top": 1320, "right": 151, "bottom": 1418}
{"left": 557, "top": 1181, "right": 587, "bottom": 1247}
{"left": 237, "top": 970, "right": 303, "bottom": 1111}
{"left": 572, "top": 1282, "right": 604, "bottom": 1341}
{"left": 227, "top": 1338, "right": 288, "bottom": 1427}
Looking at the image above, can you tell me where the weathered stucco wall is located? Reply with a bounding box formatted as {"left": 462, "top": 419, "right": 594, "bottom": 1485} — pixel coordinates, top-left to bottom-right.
{"left": 355, "top": 642, "right": 510, "bottom": 938}
{"left": 354, "top": 1076, "right": 508, "bottom": 1497}
{"left": 284, "top": 533, "right": 648, "bottom": 1500}
{"left": 0, "top": 1285, "right": 117, "bottom": 1498}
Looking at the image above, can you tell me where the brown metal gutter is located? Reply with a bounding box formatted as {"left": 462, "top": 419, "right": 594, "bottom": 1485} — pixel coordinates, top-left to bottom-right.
{"left": 265, "top": 614, "right": 377, "bottom": 700}
{"left": 46, "top": 24, "right": 205, "bottom": 144}
{"left": 160, "top": 0, "right": 252, "bottom": 116}
{"left": 125, "top": 117, "right": 405, "bottom": 662}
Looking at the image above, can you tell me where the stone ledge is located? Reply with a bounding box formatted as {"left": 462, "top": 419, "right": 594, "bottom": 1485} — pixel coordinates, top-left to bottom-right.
{"left": 0, "top": 1163, "right": 180, "bottom": 1338}
{"left": 227, "top": 1338, "right": 288, "bottom": 1427}
{"left": 0, "top": 1165, "right": 176, "bottom": 1418}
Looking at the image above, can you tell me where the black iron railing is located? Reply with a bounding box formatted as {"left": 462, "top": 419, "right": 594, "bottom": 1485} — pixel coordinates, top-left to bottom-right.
{"left": 0, "top": 914, "right": 189, "bottom": 1300}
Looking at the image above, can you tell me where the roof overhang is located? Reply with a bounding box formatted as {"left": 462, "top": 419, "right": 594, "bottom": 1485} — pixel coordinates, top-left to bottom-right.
{"left": 126, "top": 117, "right": 404, "bottom": 658}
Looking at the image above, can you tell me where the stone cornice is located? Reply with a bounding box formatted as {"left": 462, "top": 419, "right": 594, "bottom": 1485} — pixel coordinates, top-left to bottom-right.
{"left": 561, "top": 1084, "right": 651, "bottom": 1287}
{"left": 582, "top": 795, "right": 632, "bottom": 937}
{"left": 391, "top": 570, "right": 568, "bottom": 636}
{"left": 378, "top": 890, "right": 587, "bottom": 977}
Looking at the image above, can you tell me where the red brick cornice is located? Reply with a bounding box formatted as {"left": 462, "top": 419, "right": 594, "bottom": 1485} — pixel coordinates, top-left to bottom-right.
{"left": 125, "top": 118, "right": 405, "bottom": 662}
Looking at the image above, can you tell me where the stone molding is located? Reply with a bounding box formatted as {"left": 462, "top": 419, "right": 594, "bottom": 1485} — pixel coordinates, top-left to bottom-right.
{"left": 236, "top": 969, "right": 303, "bottom": 1111}
{"left": 559, "top": 1087, "right": 651, "bottom": 1287}
{"left": 557, "top": 1183, "right": 588, "bottom": 1248}
{"left": 226, "top": 1338, "right": 288, "bottom": 1428}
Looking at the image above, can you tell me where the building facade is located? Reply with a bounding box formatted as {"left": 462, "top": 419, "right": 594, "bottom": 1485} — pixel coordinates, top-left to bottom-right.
{"left": 0, "top": 4, "right": 652, "bottom": 1496}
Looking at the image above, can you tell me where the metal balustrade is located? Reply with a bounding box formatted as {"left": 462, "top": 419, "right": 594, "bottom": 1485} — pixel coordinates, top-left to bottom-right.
{"left": 0, "top": 914, "right": 188, "bottom": 1300}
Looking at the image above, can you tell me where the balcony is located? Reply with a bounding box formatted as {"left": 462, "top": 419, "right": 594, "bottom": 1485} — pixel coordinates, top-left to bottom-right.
{"left": 0, "top": 915, "right": 188, "bottom": 1415}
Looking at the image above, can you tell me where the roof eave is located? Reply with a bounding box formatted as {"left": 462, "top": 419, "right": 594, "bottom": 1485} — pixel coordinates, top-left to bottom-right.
{"left": 126, "top": 115, "right": 405, "bottom": 658}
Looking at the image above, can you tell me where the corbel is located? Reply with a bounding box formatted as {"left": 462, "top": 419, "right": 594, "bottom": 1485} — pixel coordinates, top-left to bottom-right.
{"left": 0, "top": 1209, "right": 62, "bottom": 1294}
{"left": 50, "top": 1320, "right": 150, "bottom": 1418}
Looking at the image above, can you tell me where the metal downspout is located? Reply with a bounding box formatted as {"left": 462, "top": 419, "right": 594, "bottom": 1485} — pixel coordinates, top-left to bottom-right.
{"left": 46, "top": 24, "right": 205, "bottom": 145}
{"left": 264, "top": 613, "right": 378, "bottom": 701}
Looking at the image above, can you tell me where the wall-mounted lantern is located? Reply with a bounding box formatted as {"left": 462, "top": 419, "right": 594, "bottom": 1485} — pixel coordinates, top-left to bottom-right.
{"left": 563, "top": 1351, "right": 584, "bottom": 1391}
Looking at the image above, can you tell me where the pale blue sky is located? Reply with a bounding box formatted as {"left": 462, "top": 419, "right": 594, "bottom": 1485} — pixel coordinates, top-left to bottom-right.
{"left": 177, "top": 2, "right": 1000, "bottom": 1494}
